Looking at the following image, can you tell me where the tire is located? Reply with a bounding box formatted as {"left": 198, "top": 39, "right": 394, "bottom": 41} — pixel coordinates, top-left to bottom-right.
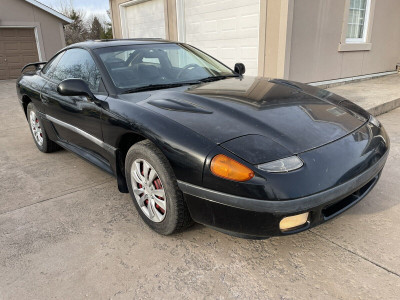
{"left": 27, "top": 102, "right": 60, "bottom": 153}
{"left": 125, "top": 140, "right": 193, "bottom": 235}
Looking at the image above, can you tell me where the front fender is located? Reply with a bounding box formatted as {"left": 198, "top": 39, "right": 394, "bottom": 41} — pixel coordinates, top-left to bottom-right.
{"left": 102, "top": 96, "right": 217, "bottom": 186}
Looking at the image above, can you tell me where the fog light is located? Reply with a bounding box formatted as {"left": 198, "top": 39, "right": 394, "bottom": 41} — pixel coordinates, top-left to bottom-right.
{"left": 279, "top": 212, "right": 309, "bottom": 232}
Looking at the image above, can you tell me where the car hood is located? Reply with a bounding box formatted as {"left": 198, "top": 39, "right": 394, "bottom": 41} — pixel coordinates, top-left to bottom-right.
{"left": 135, "top": 76, "right": 367, "bottom": 160}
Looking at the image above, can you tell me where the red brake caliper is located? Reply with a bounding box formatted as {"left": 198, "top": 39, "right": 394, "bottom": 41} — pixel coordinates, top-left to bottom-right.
{"left": 138, "top": 165, "right": 148, "bottom": 206}
{"left": 36, "top": 119, "right": 42, "bottom": 137}
{"left": 153, "top": 178, "right": 165, "bottom": 214}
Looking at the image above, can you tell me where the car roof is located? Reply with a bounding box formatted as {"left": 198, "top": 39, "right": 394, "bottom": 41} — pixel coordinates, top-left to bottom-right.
{"left": 67, "top": 39, "right": 176, "bottom": 50}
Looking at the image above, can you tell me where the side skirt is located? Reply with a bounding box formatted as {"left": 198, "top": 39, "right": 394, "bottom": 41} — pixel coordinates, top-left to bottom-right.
{"left": 56, "top": 140, "right": 114, "bottom": 175}
{"left": 38, "top": 111, "right": 130, "bottom": 194}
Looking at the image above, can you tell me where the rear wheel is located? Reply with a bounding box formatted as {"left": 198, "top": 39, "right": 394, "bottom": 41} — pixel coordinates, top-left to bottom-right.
{"left": 125, "top": 140, "right": 193, "bottom": 235}
{"left": 27, "top": 102, "right": 59, "bottom": 153}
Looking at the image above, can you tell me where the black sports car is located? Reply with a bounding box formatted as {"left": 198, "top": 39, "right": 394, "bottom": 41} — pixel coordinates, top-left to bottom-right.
{"left": 16, "top": 39, "right": 389, "bottom": 239}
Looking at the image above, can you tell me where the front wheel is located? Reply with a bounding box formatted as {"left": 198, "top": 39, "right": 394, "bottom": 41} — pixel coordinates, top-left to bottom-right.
{"left": 125, "top": 140, "right": 193, "bottom": 235}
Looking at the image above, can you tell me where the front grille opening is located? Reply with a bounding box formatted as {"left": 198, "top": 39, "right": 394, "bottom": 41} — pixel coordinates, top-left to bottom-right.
{"left": 322, "top": 176, "right": 378, "bottom": 219}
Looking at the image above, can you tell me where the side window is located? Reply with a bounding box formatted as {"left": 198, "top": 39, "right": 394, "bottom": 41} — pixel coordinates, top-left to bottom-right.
{"left": 41, "top": 52, "right": 64, "bottom": 75}
{"left": 51, "top": 48, "right": 101, "bottom": 92}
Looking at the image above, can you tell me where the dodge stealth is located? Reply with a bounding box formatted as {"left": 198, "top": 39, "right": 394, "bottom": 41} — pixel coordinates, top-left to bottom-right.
{"left": 16, "top": 40, "right": 389, "bottom": 238}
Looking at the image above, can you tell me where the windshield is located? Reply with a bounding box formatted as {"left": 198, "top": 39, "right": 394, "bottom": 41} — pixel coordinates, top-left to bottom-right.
{"left": 94, "top": 43, "right": 236, "bottom": 91}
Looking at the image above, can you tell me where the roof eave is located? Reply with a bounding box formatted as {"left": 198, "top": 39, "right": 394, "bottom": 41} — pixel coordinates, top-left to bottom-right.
{"left": 24, "top": 0, "right": 73, "bottom": 24}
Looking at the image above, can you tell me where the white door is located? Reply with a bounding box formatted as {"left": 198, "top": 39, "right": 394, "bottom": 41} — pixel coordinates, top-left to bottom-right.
{"left": 178, "top": 0, "right": 260, "bottom": 76}
{"left": 122, "top": 0, "right": 166, "bottom": 39}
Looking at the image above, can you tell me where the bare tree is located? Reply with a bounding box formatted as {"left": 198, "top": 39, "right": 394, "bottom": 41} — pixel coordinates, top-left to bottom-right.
{"left": 53, "top": 0, "right": 87, "bottom": 45}
{"left": 52, "top": 0, "right": 112, "bottom": 45}
{"left": 65, "top": 9, "right": 89, "bottom": 44}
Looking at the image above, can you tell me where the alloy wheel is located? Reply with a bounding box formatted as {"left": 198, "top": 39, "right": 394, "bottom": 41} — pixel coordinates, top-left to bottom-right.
{"left": 130, "top": 159, "right": 167, "bottom": 222}
{"left": 30, "top": 110, "right": 43, "bottom": 146}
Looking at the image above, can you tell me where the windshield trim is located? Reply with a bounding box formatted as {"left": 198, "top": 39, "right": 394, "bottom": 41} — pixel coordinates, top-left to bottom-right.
{"left": 93, "top": 43, "right": 237, "bottom": 94}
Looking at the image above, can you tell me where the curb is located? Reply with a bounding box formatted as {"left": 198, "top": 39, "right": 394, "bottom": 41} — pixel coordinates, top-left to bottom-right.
{"left": 367, "top": 97, "right": 400, "bottom": 117}
{"left": 310, "top": 71, "right": 398, "bottom": 89}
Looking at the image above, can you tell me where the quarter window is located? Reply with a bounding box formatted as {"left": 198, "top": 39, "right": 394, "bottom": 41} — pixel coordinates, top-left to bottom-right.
{"left": 51, "top": 48, "right": 101, "bottom": 92}
{"left": 346, "top": 0, "right": 371, "bottom": 43}
{"left": 42, "top": 52, "right": 64, "bottom": 75}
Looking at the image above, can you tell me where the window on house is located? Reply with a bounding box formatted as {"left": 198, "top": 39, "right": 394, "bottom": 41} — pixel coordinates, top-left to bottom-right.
{"left": 346, "top": 0, "right": 371, "bottom": 43}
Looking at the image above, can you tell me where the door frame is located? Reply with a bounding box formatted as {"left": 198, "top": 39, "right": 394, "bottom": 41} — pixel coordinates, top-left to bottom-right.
{"left": 175, "top": 0, "right": 185, "bottom": 42}
{"left": 0, "top": 25, "right": 44, "bottom": 61}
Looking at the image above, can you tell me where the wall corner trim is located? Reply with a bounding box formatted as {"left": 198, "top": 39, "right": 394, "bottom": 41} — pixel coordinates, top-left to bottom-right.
{"left": 263, "top": 0, "right": 294, "bottom": 79}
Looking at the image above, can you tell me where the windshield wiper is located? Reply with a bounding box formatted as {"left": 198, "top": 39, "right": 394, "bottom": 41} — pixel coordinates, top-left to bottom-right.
{"left": 122, "top": 75, "right": 238, "bottom": 94}
{"left": 122, "top": 82, "right": 198, "bottom": 94}
{"left": 198, "top": 75, "right": 239, "bottom": 83}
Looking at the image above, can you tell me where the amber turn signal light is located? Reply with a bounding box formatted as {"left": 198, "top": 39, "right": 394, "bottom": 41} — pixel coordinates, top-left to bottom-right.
{"left": 210, "top": 154, "right": 254, "bottom": 182}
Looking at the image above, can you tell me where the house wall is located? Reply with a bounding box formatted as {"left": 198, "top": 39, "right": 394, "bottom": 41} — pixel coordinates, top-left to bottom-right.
{"left": 0, "top": 0, "right": 67, "bottom": 60}
{"left": 110, "top": 0, "right": 400, "bottom": 82}
{"left": 288, "top": 0, "right": 400, "bottom": 83}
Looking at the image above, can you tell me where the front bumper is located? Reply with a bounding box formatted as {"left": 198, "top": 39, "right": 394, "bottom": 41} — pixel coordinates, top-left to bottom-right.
{"left": 179, "top": 150, "right": 388, "bottom": 239}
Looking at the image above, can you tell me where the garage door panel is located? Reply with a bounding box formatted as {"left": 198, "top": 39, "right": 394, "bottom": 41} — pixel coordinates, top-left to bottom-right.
{"left": 18, "top": 28, "right": 36, "bottom": 37}
{"left": 187, "top": 29, "right": 259, "bottom": 42}
{"left": 9, "top": 68, "right": 22, "bottom": 78}
{"left": 220, "top": 47, "right": 236, "bottom": 60}
{"left": 20, "top": 41, "right": 37, "bottom": 51}
{"left": 1, "top": 29, "right": 16, "bottom": 37}
{"left": 124, "top": 0, "right": 166, "bottom": 39}
{"left": 5, "top": 55, "right": 22, "bottom": 64}
{"left": 186, "top": 0, "right": 258, "bottom": 14}
{"left": 0, "top": 28, "right": 39, "bottom": 80}
{"left": 23, "top": 56, "right": 37, "bottom": 64}
{"left": 6, "top": 54, "right": 36, "bottom": 64}
{"left": 0, "top": 69, "right": 6, "bottom": 79}
{"left": 183, "top": 0, "right": 260, "bottom": 75}
{"left": 191, "top": 38, "right": 259, "bottom": 71}
{"left": 241, "top": 14, "right": 260, "bottom": 29}
{"left": 220, "top": 18, "right": 237, "bottom": 32}
{"left": 185, "top": 12, "right": 259, "bottom": 32}
{"left": 4, "top": 42, "right": 19, "bottom": 51}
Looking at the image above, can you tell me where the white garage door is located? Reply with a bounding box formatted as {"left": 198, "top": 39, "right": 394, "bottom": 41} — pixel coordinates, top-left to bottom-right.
{"left": 122, "top": 0, "right": 166, "bottom": 39}
{"left": 179, "top": 0, "right": 260, "bottom": 76}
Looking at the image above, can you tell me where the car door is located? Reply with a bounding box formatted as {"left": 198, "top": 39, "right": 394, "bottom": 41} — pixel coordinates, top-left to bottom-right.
{"left": 41, "top": 48, "right": 111, "bottom": 165}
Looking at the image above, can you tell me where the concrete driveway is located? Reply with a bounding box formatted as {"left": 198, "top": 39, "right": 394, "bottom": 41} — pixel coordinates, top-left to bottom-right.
{"left": 1, "top": 79, "right": 399, "bottom": 299}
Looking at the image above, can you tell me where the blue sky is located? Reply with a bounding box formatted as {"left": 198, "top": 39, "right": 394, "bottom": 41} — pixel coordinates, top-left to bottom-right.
{"left": 39, "top": 0, "right": 110, "bottom": 19}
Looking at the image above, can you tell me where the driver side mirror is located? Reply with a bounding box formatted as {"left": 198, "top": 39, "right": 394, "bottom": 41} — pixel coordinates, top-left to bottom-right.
{"left": 57, "top": 79, "right": 95, "bottom": 100}
{"left": 234, "top": 63, "right": 246, "bottom": 75}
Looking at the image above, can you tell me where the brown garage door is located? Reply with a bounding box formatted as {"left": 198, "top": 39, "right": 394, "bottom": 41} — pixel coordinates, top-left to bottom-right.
{"left": 0, "top": 28, "right": 39, "bottom": 80}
